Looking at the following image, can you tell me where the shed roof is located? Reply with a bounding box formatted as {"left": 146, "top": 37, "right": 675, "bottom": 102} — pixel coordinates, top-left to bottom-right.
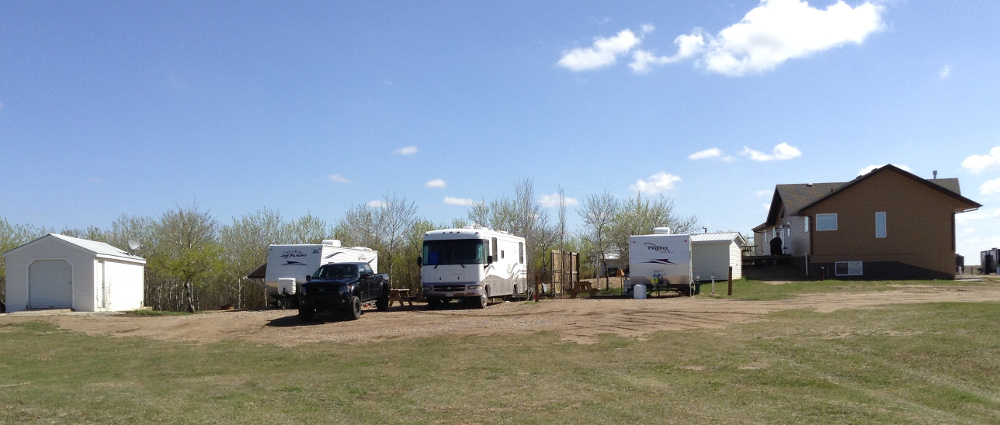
{"left": 3, "top": 233, "right": 146, "bottom": 264}
{"left": 690, "top": 232, "right": 745, "bottom": 246}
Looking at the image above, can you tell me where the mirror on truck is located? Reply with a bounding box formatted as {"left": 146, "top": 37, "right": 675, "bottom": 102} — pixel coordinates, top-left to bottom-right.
{"left": 487, "top": 255, "right": 493, "bottom": 265}
{"left": 305, "top": 275, "right": 311, "bottom": 282}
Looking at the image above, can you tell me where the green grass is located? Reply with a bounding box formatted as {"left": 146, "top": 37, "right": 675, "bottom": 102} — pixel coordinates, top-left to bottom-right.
{"left": 2, "top": 283, "right": 999, "bottom": 424}
{"left": 715, "top": 278, "right": 987, "bottom": 301}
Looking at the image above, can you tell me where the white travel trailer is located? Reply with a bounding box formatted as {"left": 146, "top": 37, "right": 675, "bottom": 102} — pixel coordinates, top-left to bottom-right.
{"left": 263, "top": 240, "right": 377, "bottom": 307}
{"left": 420, "top": 226, "right": 527, "bottom": 308}
{"left": 626, "top": 228, "right": 694, "bottom": 296}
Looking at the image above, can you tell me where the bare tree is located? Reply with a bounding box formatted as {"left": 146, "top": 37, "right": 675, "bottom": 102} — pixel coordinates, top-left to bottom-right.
{"left": 218, "top": 209, "right": 286, "bottom": 309}
{"left": 608, "top": 194, "right": 698, "bottom": 269}
{"left": 578, "top": 191, "right": 619, "bottom": 289}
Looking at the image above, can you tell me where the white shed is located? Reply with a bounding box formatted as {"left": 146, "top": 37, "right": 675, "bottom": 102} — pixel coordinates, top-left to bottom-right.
{"left": 3, "top": 233, "right": 145, "bottom": 313}
{"left": 691, "top": 232, "right": 745, "bottom": 281}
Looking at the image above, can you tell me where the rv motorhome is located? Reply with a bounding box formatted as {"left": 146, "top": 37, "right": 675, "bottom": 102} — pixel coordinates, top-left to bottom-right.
{"left": 420, "top": 226, "right": 527, "bottom": 308}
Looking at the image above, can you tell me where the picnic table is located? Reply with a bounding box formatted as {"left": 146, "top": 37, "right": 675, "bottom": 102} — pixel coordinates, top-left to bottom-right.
{"left": 388, "top": 288, "right": 413, "bottom": 307}
{"left": 566, "top": 281, "right": 600, "bottom": 299}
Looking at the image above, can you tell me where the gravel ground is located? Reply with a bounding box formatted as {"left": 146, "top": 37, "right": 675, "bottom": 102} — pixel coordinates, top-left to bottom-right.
{"left": 3, "top": 284, "right": 999, "bottom": 346}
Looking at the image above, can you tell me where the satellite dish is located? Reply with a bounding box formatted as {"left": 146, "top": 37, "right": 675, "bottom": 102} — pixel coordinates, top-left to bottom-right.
{"left": 128, "top": 240, "right": 141, "bottom": 250}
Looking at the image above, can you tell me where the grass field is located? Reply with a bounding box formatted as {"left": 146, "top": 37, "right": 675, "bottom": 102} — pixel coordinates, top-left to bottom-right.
{"left": 2, "top": 282, "right": 999, "bottom": 424}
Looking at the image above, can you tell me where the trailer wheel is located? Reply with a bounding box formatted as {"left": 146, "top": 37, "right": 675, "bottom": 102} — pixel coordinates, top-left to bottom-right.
{"left": 344, "top": 296, "right": 362, "bottom": 320}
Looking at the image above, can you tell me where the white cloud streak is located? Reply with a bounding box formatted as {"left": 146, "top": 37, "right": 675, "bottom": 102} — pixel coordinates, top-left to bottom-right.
{"left": 740, "top": 143, "right": 801, "bottom": 161}
{"left": 328, "top": 174, "right": 354, "bottom": 183}
{"left": 961, "top": 147, "right": 1000, "bottom": 174}
{"left": 557, "top": 29, "right": 642, "bottom": 71}
{"left": 395, "top": 146, "right": 418, "bottom": 155}
{"left": 981, "top": 178, "right": 1000, "bottom": 195}
{"left": 367, "top": 200, "right": 387, "bottom": 208}
{"left": 444, "top": 197, "right": 476, "bottom": 206}
{"left": 939, "top": 65, "right": 951, "bottom": 79}
{"left": 629, "top": 172, "right": 681, "bottom": 194}
{"left": 688, "top": 147, "right": 722, "bottom": 160}
{"left": 561, "top": 0, "right": 886, "bottom": 76}
{"left": 538, "top": 193, "right": 580, "bottom": 208}
{"left": 425, "top": 179, "right": 447, "bottom": 188}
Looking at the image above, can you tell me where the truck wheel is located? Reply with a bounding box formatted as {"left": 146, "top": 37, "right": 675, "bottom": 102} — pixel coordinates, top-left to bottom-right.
{"left": 298, "top": 307, "right": 315, "bottom": 321}
{"left": 344, "top": 296, "right": 362, "bottom": 320}
{"left": 427, "top": 298, "right": 442, "bottom": 309}
{"left": 376, "top": 293, "right": 389, "bottom": 311}
{"left": 474, "top": 294, "right": 488, "bottom": 309}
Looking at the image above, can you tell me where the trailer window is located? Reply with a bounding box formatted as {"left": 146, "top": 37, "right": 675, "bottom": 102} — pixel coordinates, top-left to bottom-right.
{"left": 519, "top": 242, "right": 524, "bottom": 264}
{"left": 422, "top": 239, "right": 487, "bottom": 265}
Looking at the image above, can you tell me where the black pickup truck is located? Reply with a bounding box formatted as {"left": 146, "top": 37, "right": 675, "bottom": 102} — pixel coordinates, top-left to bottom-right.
{"left": 298, "top": 262, "right": 390, "bottom": 321}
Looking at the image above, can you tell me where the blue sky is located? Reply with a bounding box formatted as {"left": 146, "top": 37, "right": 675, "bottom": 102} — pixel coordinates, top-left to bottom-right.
{"left": 2, "top": 0, "right": 999, "bottom": 263}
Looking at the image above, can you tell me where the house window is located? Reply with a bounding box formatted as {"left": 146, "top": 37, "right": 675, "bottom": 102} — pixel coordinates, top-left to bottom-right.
{"left": 816, "top": 213, "right": 837, "bottom": 231}
{"left": 835, "top": 261, "right": 863, "bottom": 276}
{"left": 804, "top": 216, "right": 810, "bottom": 232}
{"left": 875, "top": 212, "right": 886, "bottom": 238}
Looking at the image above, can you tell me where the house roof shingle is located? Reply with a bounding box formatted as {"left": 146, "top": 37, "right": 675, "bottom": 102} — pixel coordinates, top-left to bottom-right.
{"left": 754, "top": 165, "right": 980, "bottom": 231}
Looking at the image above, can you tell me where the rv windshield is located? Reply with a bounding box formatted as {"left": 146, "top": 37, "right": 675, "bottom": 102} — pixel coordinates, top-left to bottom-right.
{"left": 422, "top": 239, "right": 486, "bottom": 265}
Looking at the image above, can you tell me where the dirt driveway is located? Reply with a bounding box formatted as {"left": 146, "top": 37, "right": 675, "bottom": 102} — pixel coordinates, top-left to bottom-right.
{"left": 4, "top": 285, "right": 1000, "bottom": 345}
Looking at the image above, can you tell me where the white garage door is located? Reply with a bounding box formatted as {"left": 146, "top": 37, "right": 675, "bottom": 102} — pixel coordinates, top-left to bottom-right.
{"left": 29, "top": 259, "right": 73, "bottom": 309}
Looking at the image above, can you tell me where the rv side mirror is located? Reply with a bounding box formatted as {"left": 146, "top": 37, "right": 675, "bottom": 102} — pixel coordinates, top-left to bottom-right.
{"left": 417, "top": 256, "right": 422, "bottom": 266}
{"left": 487, "top": 255, "right": 494, "bottom": 264}
{"left": 305, "top": 275, "right": 311, "bottom": 282}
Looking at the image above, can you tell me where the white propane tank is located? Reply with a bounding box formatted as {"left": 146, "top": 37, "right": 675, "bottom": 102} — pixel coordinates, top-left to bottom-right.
{"left": 634, "top": 284, "right": 647, "bottom": 299}
{"left": 278, "top": 278, "right": 297, "bottom": 295}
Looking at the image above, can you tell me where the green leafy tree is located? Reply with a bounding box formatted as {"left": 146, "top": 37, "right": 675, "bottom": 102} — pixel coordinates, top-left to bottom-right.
{"left": 151, "top": 206, "right": 223, "bottom": 312}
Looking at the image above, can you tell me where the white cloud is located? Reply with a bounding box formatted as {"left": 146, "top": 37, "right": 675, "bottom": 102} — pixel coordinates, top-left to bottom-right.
{"left": 939, "top": 65, "right": 951, "bottom": 79}
{"left": 444, "top": 197, "right": 476, "bottom": 206}
{"left": 756, "top": 190, "right": 772, "bottom": 197}
{"left": 328, "top": 174, "right": 353, "bottom": 183}
{"left": 961, "top": 147, "right": 1000, "bottom": 174}
{"left": 981, "top": 177, "right": 1000, "bottom": 195}
{"left": 568, "top": 0, "right": 886, "bottom": 76}
{"left": 740, "top": 142, "right": 801, "bottom": 161}
{"left": 956, "top": 207, "right": 1000, "bottom": 225}
{"left": 688, "top": 147, "right": 722, "bottom": 160}
{"left": 538, "top": 193, "right": 580, "bottom": 208}
{"left": 557, "top": 29, "right": 642, "bottom": 71}
{"left": 699, "top": 0, "right": 885, "bottom": 76}
{"left": 630, "top": 32, "right": 706, "bottom": 73}
{"left": 859, "top": 164, "right": 911, "bottom": 175}
{"left": 395, "top": 146, "right": 418, "bottom": 155}
{"left": 629, "top": 172, "right": 682, "bottom": 194}
{"left": 367, "top": 200, "right": 387, "bottom": 208}
{"left": 425, "top": 179, "right": 446, "bottom": 188}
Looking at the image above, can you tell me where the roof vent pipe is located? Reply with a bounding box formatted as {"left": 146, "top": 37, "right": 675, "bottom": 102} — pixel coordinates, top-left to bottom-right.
{"left": 933, "top": 170, "right": 938, "bottom": 179}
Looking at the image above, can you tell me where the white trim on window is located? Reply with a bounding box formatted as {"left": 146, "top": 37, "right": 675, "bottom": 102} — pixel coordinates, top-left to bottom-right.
{"left": 816, "top": 213, "right": 837, "bottom": 231}
{"left": 875, "top": 212, "right": 886, "bottom": 238}
{"left": 835, "top": 261, "right": 863, "bottom": 276}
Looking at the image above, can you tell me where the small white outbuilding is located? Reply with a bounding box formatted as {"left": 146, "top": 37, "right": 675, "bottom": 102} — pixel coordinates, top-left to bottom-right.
{"left": 691, "top": 232, "right": 745, "bottom": 281}
{"left": 3, "top": 233, "right": 145, "bottom": 313}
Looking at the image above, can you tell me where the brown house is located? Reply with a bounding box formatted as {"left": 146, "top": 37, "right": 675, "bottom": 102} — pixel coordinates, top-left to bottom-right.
{"left": 753, "top": 165, "right": 981, "bottom": 280}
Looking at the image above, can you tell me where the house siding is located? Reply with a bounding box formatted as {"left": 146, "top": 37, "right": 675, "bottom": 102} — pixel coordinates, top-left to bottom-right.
{"left": 803, "top": 171, "right": 966, "bottom": 279}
